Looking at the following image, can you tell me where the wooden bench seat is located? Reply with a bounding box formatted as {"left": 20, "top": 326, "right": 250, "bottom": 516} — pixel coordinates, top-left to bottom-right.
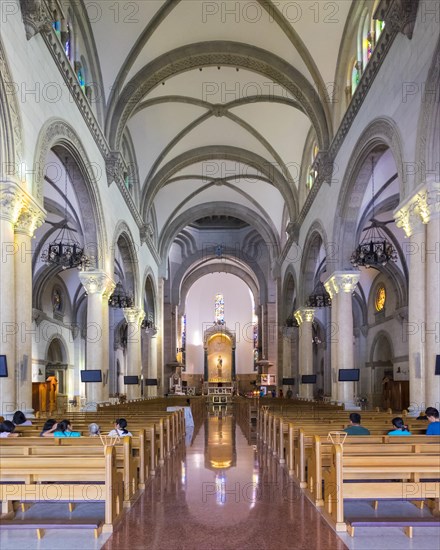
{"left": 321, "top": 444, "right": 440, "bottom": 532}
{"left": 0, "top": 447, "right": 123, "bottom": 533}
{"left": 346, "top": 516, "right": 440, "bottom": 537}
{"left": 0, "top": 518, "right": 103, "bottom": 539}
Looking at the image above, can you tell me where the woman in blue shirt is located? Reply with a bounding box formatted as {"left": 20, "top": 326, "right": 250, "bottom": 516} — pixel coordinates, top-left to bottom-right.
{"left": 53, "top": 419, "right": 81, "bottom": 437}
{"left": 388, "top": 417, "right": 411, "bottom": 436}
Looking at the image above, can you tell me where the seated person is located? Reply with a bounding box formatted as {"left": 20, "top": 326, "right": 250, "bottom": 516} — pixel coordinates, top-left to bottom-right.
{"left": 425, "top": 407, "right": 440, "bottom": 435}
{"left": 0, "top": 420, "right": 20, "bottom": 437}
{"left": 53, "top": 419, "right": 81, "bottom": 438}
{"left": 108, "top": 418, "right": 132, "bottom": 437}
{"left": 88, "top": 423, "right": 101, "bottom": 437}
{"left": 388, "top": 417, "right": 411, "bottom": 435}
{"left": 40, "top": 419, "right": 58, "bottom": 437}
{"left": 12, "top": 410, "right": 32, "bottom": 426}
{"left": 343, "top": 412, "right": 370, "bottom": 435}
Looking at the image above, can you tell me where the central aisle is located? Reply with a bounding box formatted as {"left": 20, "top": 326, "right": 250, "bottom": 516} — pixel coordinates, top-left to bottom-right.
{"left": 103, "top": 409, "right": 347, "bottom": 550}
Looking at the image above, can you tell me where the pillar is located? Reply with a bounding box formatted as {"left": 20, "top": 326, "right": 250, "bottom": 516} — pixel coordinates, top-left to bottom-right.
{"left": 79, "top": 271, "right": 115, "bottom": 406}
{"left": 425, "top": 202, "right": 440, "bottom": 410}
{"left": 14, "top": 203, "right": 45, "bottom": 414}
{"left": 325, "top": 271, "right": 360, "bottom": 407}
{"left": 294, "top": 307, "right": 315, "bottom": 399}
{"left": 123, "top": 307, "right": 144, "bottom": 400}
{"left": 0, "top": 184, "right": 22, "bottom": 415}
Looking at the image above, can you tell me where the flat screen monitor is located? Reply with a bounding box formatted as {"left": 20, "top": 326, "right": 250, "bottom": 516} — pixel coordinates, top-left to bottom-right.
{"left": 338, "top": 369, "right": 360, "bottom": 382}
{"left": 282, "top": 378, "right": 295, "bottom": 385}
{"left": 0, "top": 355, "right": 7, "bottom": 377}
{"left": 301, "top": 374, "right": 317, "bottom": 384}
{"left": 144, "top": 378, "right": 158, "bottom": 386}
{"left": 435, "top": 355, "right": 440, "bottom": 375}
{"left": 124, "top": 375, "right": 139, "bottom": 385}
{"left": 80, "top": 369, "right": 102, "bottom": 383}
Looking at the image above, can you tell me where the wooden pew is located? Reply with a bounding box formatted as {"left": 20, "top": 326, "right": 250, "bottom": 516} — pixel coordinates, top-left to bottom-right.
{"left": 320, "top": 443, "right": 440, "bottom": 534}
{"left": 0, "top": 446, "right": 124, "bottom": 533}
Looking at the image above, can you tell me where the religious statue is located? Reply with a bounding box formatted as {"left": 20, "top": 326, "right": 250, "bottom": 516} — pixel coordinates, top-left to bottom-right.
{"left": 217, "top": 355, "right": 223, "bottom": 377}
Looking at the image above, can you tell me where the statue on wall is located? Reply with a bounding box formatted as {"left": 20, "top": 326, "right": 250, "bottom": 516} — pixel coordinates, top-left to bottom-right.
{"left": 217, "top": 355, "right": 223, "bottom": 377}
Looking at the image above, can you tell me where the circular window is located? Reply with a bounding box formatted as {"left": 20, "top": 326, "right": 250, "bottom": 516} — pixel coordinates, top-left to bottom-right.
{"left": 375, "top": 285, "right": 386, "bottom": 312}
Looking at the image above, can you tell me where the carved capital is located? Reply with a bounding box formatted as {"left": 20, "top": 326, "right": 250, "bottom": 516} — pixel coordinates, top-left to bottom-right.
{"left": 0, "top": 184, "right": 24, "bottom": 223}
{"left": 15, "top": 202, "right": 45, "bottom": 236}
{"left": 374, "top": 0, "right": 420, "bottom": 39}
{"left": 79, "top": 271, "right": 115, "bottom": 297}
{"left": 312, "top": 150, "right": 333, "bottom": 186}
{"left": 20, "top": 0, "right": 52, "bottom": 40}
{"left": 140, "top": 222, "right": 154, "bottom": 244}
{"left": 324, "top": 271, "right": 360, "bottom": 296}
{"left": 294, "top": 307, "right": 315, "bottom": 325}
{"left": 394, "top": 181, "right": 440, "bottom": 236}
{"left": 123, "top": 307, "right": 145, "bottom": 326}
{"left": 32, "top": 308, "right": 44, "bottom": 326}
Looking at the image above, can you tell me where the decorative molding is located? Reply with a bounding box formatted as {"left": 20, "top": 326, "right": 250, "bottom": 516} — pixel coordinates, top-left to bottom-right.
{"left": 15, "top": 202, "right": 45, "bottom": 236}
{"left": 0, "top": 183, "right": 24, "bottom": 223}
{"left": 0, "top": 180, "right": 46, "bottom": 233}
{"left": 19, "top": 0, "right": 52, "bottom": 41}
{"left": 324, "top": 271, "right": 360, "bottom": 297}
{"left": 374, "top": 0, "right": 420, "bottom": 40}
{"left": 79, "top": 270, "right": 115, "bottom": 298}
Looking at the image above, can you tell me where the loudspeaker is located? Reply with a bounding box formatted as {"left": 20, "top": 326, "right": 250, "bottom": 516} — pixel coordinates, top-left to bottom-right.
{"left": 435, "top": 355, "right": 440, "bottom": 376}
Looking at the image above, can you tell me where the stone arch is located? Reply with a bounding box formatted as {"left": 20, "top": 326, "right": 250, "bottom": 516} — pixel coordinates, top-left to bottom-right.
{"left": 282, "top": 265, "right": 298, "bottom": 322}
{"left": 142, "top": 269, "right": 157, "bottom": 322}
{"left": 172, "top": 251, "right": 268, "bottom": 311}
{"left": 370, "top": 330, "right": 395, "bottom": 365}
{"left": 0, "top": 35, "right": 24, "bottom": 173}
{"left": 33, "top": 119, "right": 107, "bottom": 267}
{"left": 107, "top": 41, "right": 330, "bottom": 155}
{"left": 299, "top": 221, "right": 328, "bottom": 304}
{"left": 111, "top": 221, "right": 140, "bottom": 304}
{"left": 179, "top": 263, "right": 260, "bottom": 315}
{"left": 158, "top": 201, "right": 280, "bottom": 270}
{"left": 333, "top": 117, "right": 405, "bottom": 270}
{"left": 45, "top": 334, "right": 70, "bottom": 366}
{"left": 143, "top": 146, "right": 297, "bottom": 225}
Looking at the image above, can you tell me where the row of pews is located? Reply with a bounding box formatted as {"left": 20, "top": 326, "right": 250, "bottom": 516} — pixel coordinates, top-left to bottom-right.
{"left": 0, "top": 397, "right": 204, "bottom": 539}
{"left": 239, "top": 397, "right": 440, "bottom": 538}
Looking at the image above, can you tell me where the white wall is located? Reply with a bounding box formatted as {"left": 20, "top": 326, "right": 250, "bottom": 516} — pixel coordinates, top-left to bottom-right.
{"left": 185, "top": 273, "right": 254, "bottom": 375}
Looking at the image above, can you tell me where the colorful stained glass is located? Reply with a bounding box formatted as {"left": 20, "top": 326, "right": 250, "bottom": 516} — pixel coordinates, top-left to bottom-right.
{"left": 215, "top": 293, "right": 224, "bottom": 324}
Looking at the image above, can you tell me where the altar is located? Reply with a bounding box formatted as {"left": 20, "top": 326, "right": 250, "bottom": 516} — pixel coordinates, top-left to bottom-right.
{"left": 203, "top": 324, "right": 236, "bottom": 405}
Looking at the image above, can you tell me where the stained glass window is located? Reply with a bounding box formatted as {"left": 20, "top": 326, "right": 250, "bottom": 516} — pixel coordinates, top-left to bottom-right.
{"left": 375, "top": 285, "right": 386, "bottom": 312}
{"left": 215, "top": 293, "right": 224, "bottom": 324}
{"left": 375, "top": 19, "right": 385, "bottom": 40}
{"left": 351, "top": 61, "right": 361, "bottom": 95}
{"left": 366, "top": 30, "right": 374, "bottom": 61}
{"left": 307, "top": 143, "right": 319, "bottom": 190}
{"left": 64, "top": 24, "right": 71, "bottom": 59}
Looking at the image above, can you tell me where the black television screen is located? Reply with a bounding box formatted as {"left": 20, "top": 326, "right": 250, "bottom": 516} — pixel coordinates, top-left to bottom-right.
{"left": 144, "top": 378, "right": 158, "bottom": 386}
{"left": 338, "top": 369, "right": 360, "bottom": 382}
{"left": 282, "top": 378, "right": 295, "bottom": 385}
{"left": 80, "top": 369, "right": 102, "bottom": 383}
{"left": 124, "top": 375, "right": 139, "bottom": 385}
{"left": 301, "top": 374, "right": 317, "bottom": 384}
{"left": 0, "top": 355, "right": 7, "bottom": 377}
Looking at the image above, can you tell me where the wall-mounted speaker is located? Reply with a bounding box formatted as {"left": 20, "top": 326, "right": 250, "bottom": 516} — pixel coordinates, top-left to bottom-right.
{"left": 435, "top": 355, "right": 440, "bottom": 376}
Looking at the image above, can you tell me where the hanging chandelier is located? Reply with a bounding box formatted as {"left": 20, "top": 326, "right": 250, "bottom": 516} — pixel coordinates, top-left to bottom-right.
{"left": 108, "top": 282, "right": 134, "bottom": 308}
{"left": 350, "top": 157, "right": 398, "bottom": 268}
{"left": 41, "top": 157, "right": 89, "bottom": 270}
{"left": 306, "top": 281, "right": 332, "bottom": 308}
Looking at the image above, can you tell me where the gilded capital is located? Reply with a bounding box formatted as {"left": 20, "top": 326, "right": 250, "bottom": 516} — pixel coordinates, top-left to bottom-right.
{"left": 394, "top": 182, "right": 440, "bottom": 237}
{"left": 324, "top": 271, "right": 360, "bottom": 295}
{"left": 294, "top": 307, "right": 315, "bottom": 325}
{"left": 123, "top": 307, "right": 145, "bottom": 326}
{"left": 15, "top": 203, "right": 46, "bottom": 236}
{"left": 79, "top": 271, "right": 115, "bottom": 297}
{"left": 0, "top": 184, "right": 24, "bottom": 224}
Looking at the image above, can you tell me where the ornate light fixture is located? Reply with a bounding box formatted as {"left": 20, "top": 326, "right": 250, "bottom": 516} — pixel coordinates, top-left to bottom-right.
{"left": 306, "top": 281, "right": 331, "bottom": 308}
{"left": 41, "top": 157, "right": 89, "bottom": 270}
{"left": 108, "top": 282, "right": 133, "bottom": 308}
{"left": 351, "top": 157, "right": 397, "bottom": 268}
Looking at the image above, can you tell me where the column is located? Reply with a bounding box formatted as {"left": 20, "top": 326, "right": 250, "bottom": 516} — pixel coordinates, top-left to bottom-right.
{"left": 423, "top": 184, "right": 440, "bottom": 409}
{"left": 123, "top": 307, "right": 144, "bottom": 400}
{"left": 0, "top": 184, "right": 22, "bottom": 415}
{"left": 79, "top": 271, "right": 115, "bottom": 406}
{"left": 294, "top": 307, "right": 315, "bottom": 398}
{"left": 325, "top": 271, "right": 360, "bottom": 407}
{"left": 394, "top": 186, "right": 432, "bottom": 414}
{"left": 14, "top": 203, "right": 45, "bottom": 414}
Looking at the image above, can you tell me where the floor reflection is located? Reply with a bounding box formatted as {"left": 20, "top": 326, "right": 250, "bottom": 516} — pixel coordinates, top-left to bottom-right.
{"left": 103, "top": 408, "right": 347, "bottom": 550}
